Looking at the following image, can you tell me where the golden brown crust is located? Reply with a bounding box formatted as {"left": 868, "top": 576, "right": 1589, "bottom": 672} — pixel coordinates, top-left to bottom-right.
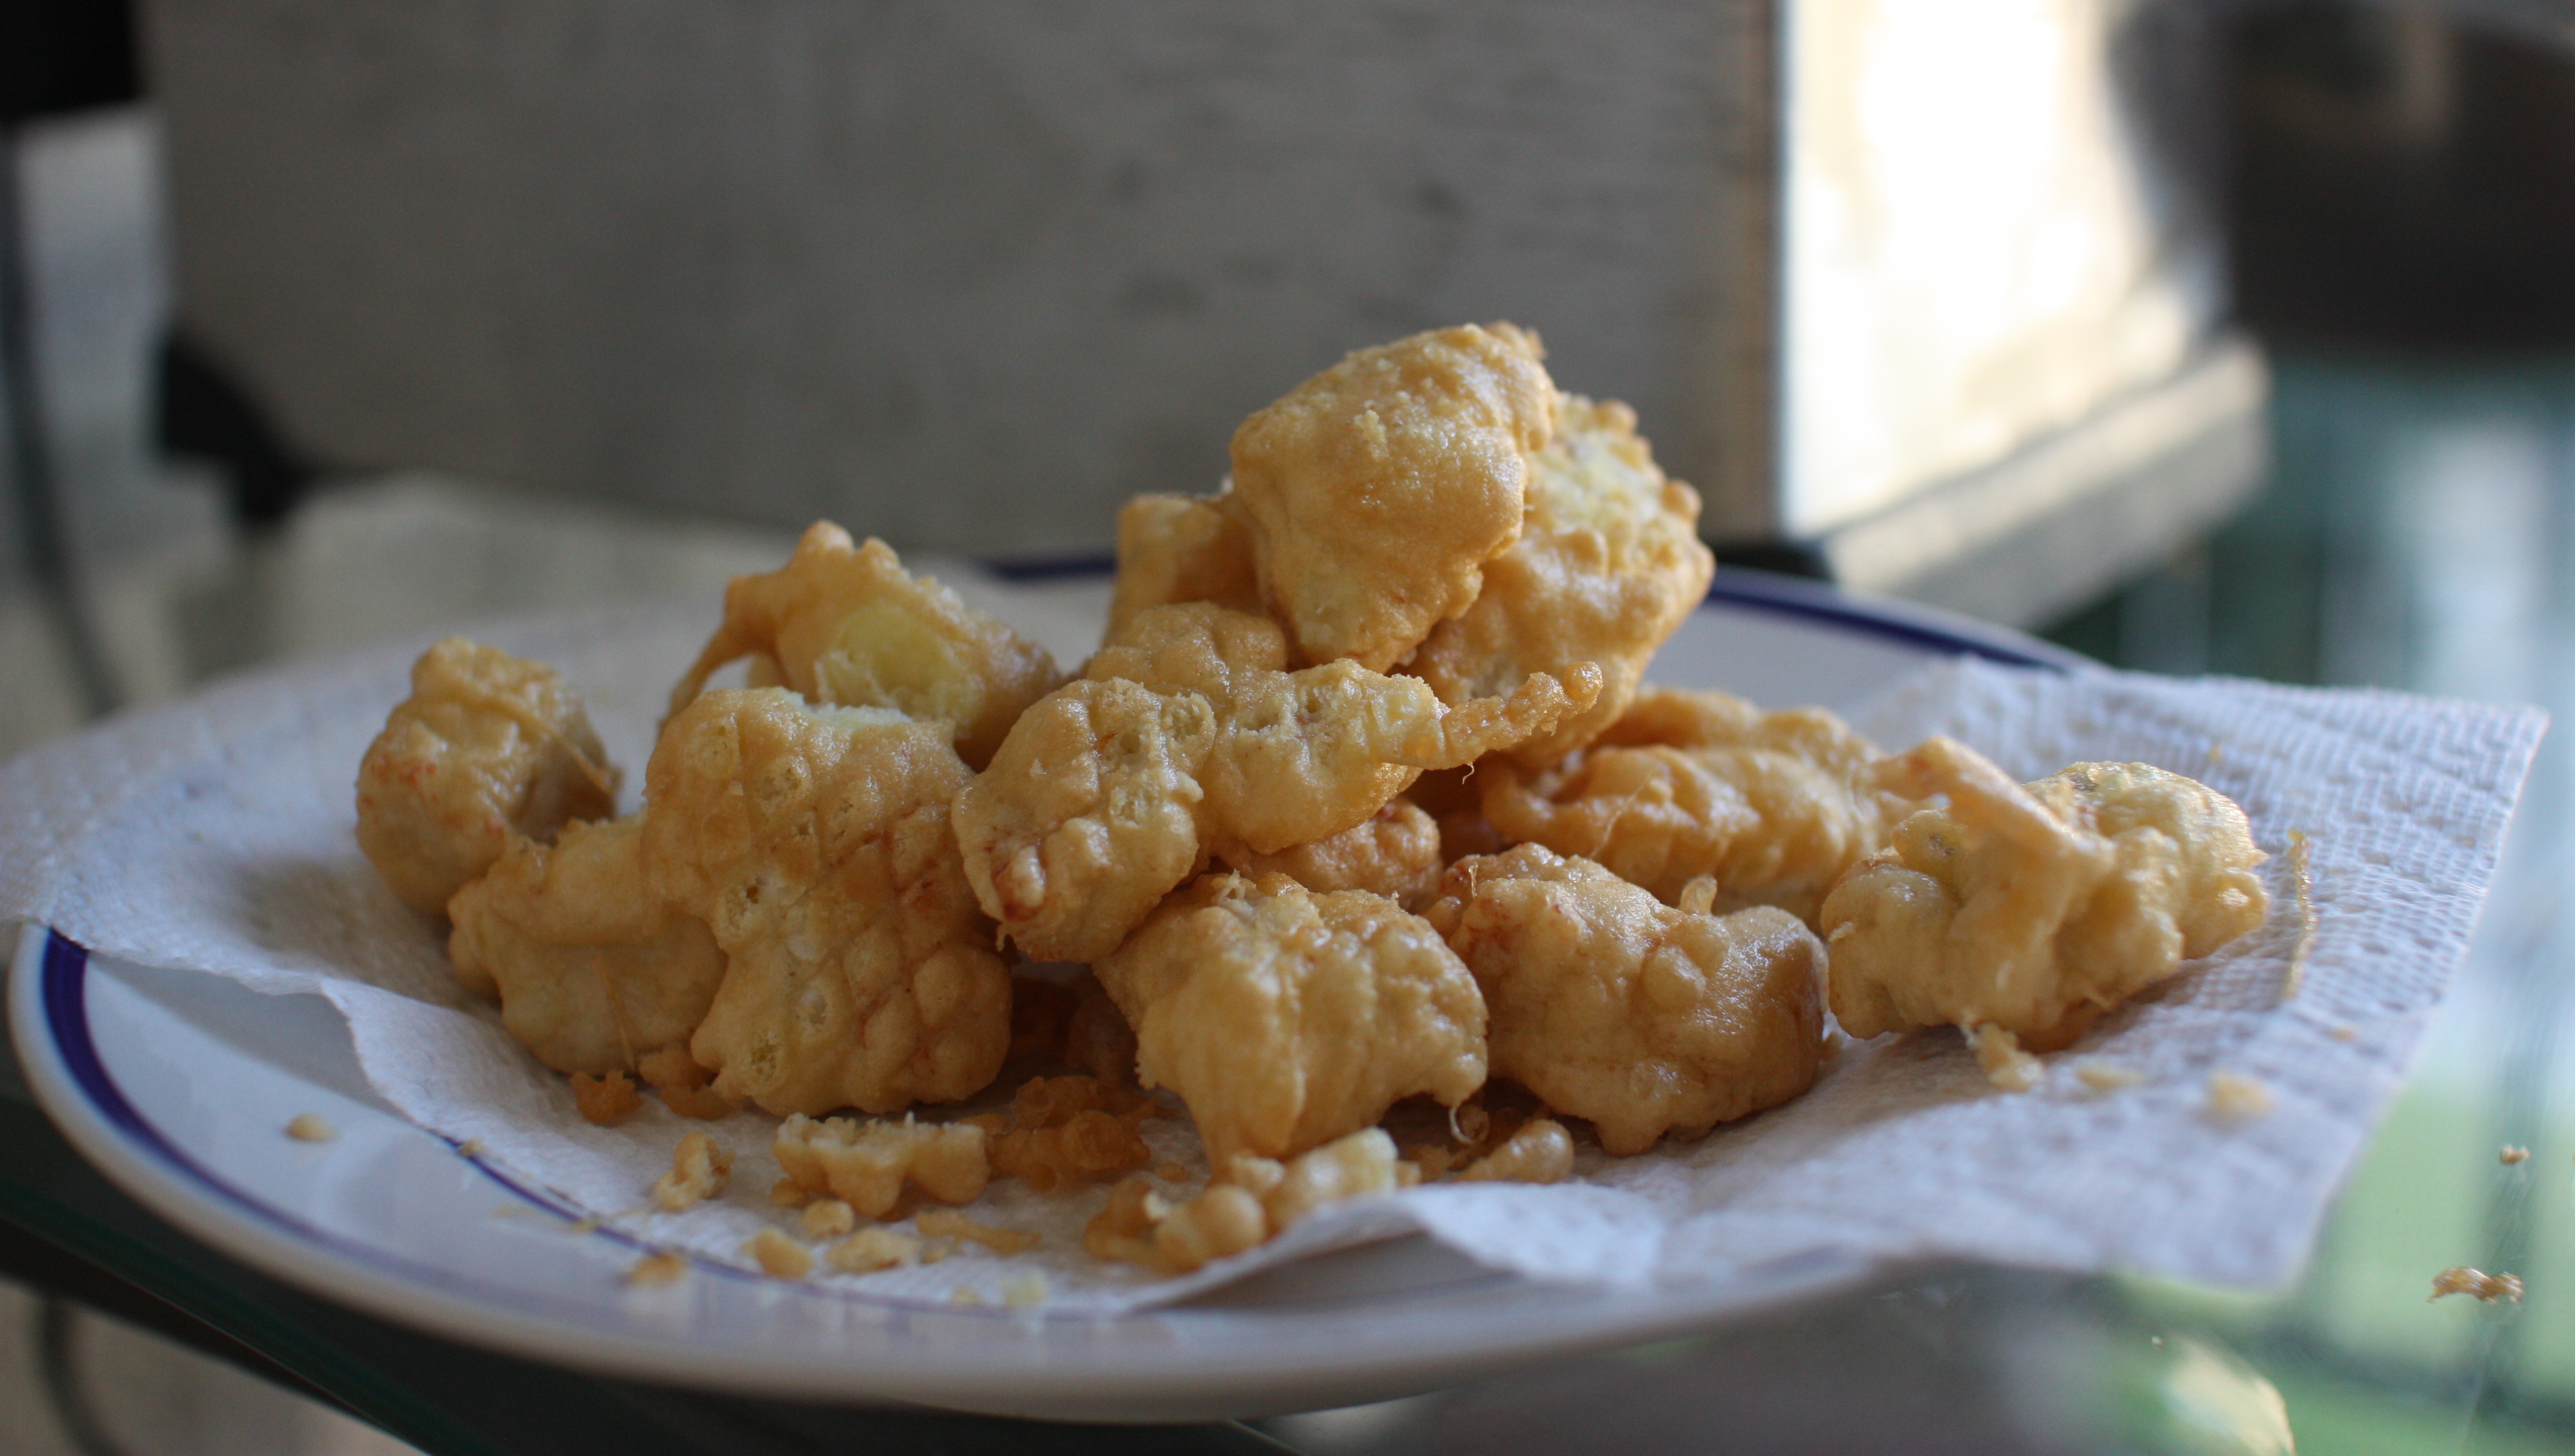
{"left": 1106, "top": 492, "right": 1265, "bottom": 639}
{"left": 1229, "top": 324, "right": 1553, "bottom": 670}
{"left": 1426, "top": 844, "right": 1825, "bottom": 1156}
{"left": 1095, "top": 873, "right": 1486, "bottom": 1164}
{"left": 1819, "top": 739, "right": 2272, "bottom": 1044}
{"left": 1480, "top": 688, "right": 1902, "bottom": 924}
{"left": 1409, "top": 396, "right": 1714, "bottom": 767}
{"left": 643, "top": 690, "right": 1010, "bottom": 1116}
{"left": 356, "top": 638, "right": 618, "bottom": 924}
{"left": 1218, "top": 797, "right": 1445, "bottom": 910}
{"left": 956, "top": 603, "right": 1597, "bottom": 962}
{"left": 446, "top": 816, "right": 726, "bottom": 1076}
{"left": 668, "top": 522, "right": 1061, "bottom": 771}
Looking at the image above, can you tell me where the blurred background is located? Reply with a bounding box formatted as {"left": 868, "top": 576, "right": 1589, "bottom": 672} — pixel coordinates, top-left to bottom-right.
{"left": 4, "top": 1, "right": 2574, "bottom": 1452}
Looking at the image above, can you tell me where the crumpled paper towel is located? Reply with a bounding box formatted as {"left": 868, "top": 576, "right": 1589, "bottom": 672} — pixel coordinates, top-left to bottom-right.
{"left": 0, "top": 598, "right": 2544, "bottom": 1316}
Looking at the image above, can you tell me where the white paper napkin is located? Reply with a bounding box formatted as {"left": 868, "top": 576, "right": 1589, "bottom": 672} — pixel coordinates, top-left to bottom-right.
{"left": 0, "top": 599, "right": 2544, "bottom": 1314}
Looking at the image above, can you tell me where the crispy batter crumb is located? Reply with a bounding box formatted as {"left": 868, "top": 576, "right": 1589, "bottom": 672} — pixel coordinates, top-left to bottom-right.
{"left": 1084, "top": 1175, "right": 1174, "bottom": 1269}
{"left": 1003, "top": 1273, "right": 1051, "bottom": 1310}
{"left": 981, "top": 1075, "right": 1159, "bottom": 1193}
{"left": 744, "top": 1228, "right": 813, "bottom": 1280}
{"left": 773, "top": 1114, "right": 989, "bottom": 1218}
{"left": 2430, "top": 1267, "right": 2522, "bottom": 1303}
{"left": 2074, "top": 1061, "right": 2143, "bottom": 1093}
{"left": 1154, "top": 1184, "right": 1269, "bottom": 1272}
{"left": 456, "top": 1138, "right": 485, "bottom": 1157}
{"left": 624, "top": 1252, "right": 688, "bottom": 1287}
{"left": 286, "top": 1112, "right": 336, "bottom": 1143}
{"left": 571, "top": 1070, "right": 643, "bottom": 1126}
{"left": 800, "top": 1199, "right": 858, "bottom": 1239}
{"left": 1454, "top": 1119, "right": 1574, "bottom": 1184}
{"left": 638, "top": 1041, "right": 738, "bottom": 1114}
{"left": 2328, "top": 1025, "right": 2357, "bottom": 1043}
{"left": 951, "top": 1285, "right": 984, "bottom": 1308}
{"left": 921, "top": 1240, "right": 952, "bottom": 1264}
{"left": 826, "top": 1226, "right": 922, "bottom": 1274}
{"left": 770, "top": 1178, "right": 814, "bottom": 1208}
{"left": 2206, "top": 1070, "right": 2274, "bottom": 1120}
{"left": 651, "top": 1131, "right": 732, "bottom": 1211}
{"left": 918, "top": 1208, "right": 1042, "bottom": 1255}
{"left": 570, "top": 1216, "right": 602, "bottom": 1234}
{"left": 1968, "top": 1024, "right": 2041, "bottom": 1093}
{"left": 2280, "top": 829, "right": 2317, "bottom": 1002}
{"left": 2501, "top": 1145, "right": 2532, "bottom": 1166}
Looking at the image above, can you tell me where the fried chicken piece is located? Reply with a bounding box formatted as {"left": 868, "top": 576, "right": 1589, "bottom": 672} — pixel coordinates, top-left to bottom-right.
{"left": 1820, "top": 738, "right": 2271, "bottom": 1050}
{"left": 1481, "top": 687, "right": 1904, "bottom": 924}
{"left": 1106, "top": 492, "right": 1265, "bottom": 639}
{"left": 772, "top": 1113, "right": 989, "bottom": 1218}
{"left": 1094, "top": 873, "right": 1486, "bottom": 1164}
{"left": 446, "top": 816, "right": 726, "bottom": 1076}
{"left": 1410, "top": 396, "right": 1715, "bottom": 767}
{"left": 356, "top": 638, "right": 618, "bottom": 923}
{"left": 1427, "top": 844, "right": 1826, "bottom": 1155}
{"left": 1229, "top": 323, "right": 1553, "bottom": 670}
{"left": 951, "top": 676, "right": 1220, "bottom": 964}
{"left": 644, "top": 689, "right": 1010, "bottom": 1115}
{"left": 1218, "top": 797, "right": 1445, "bottom": 909}
{"left": 955, "top": 604, "right": 1597, "bottom": 961}
{"left": 667, "top": 522, "right": 1060, "bottom": 771}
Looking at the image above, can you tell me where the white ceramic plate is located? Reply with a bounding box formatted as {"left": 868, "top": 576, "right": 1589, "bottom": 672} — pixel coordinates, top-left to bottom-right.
{"left": 8, "top": 574, "right": 2080, "bottom": 1422}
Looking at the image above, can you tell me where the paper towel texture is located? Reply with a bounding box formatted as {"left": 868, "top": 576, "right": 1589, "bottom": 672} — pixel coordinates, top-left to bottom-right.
{"left": 0, "top": 599, "right": 2543, "bottom": 1314}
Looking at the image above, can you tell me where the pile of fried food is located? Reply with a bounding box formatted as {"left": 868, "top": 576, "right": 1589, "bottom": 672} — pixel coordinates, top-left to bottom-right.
{"left": 354, "top": 322, "right": 2274, "bottom": 1283}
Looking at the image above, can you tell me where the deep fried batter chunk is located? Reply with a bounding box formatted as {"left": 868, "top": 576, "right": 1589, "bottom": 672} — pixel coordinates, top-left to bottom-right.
{"left": 1410, "top": 396, "right": 1715, "bottom": 767}
{"left": 1427, "top": 844, "right": 1825, "bottom": 1155}
{"left": 773, "top": 1112, "right": 989, "bottom": 1218}
{"left": 951, "top": 676, "right": 1219, "bottom": 965}
{"left": 1093, "top": 1129, "right": 1409, "bottom": 1275}
{"left": 644, "top": 690, "right": 1010, "bottom": 1115}
{"left": 356, "top": 638, "right": 618, "bottom": 921}
{"left": 1454, "top": 1118, "right": 1575, "bottom": 1184}
{"left": 1106, "top": 492, "right": 1265, "bottom": 639}
{"left": 957, "top": 604, "right": 1596, "bottom": 961}
{"left": 1219, "top": 797, "right": 1445, "bottom": 910}
{"left": 446, "top": 816, "right": 725, "bottom": 1076}
{"left": 1481, "top": 687, "right": 1904, "bottom": 923}
{"left": 1229, "top": 323, "right": 1553, "bottom": 670}
{"left": 571, "top": 1070, "right": 642, "bottom": 1126}
{"left": 1095, "top": 873, "right": 1486, "bottom": 1164}
{"left": 668, "top": 522, "right": 1060, "bottom": 770}
{"left": 1820, "top": 738, "right": 2271, "bottom": 1050}
{"left": 651, "top": 1131, "right": 731, "bottom": 1210}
